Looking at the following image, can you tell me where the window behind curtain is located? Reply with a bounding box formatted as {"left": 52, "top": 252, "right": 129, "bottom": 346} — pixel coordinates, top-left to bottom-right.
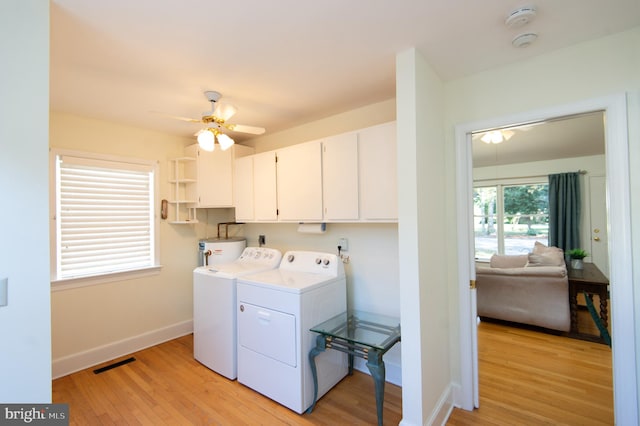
{"left": 474, "top": 182, "right": 549, "bottom": 261}
{"left": 52, "top": 151, "right": 158, "bottom": 281}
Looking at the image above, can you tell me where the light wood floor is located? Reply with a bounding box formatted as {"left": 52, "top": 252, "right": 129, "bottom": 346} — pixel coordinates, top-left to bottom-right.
{"left": 53, "top": 334, "right": 402, "bottom": 425}
{"left": 448, "top": 319, "right": 613, "bottom": 425}
{"left": 53, "top": 319, "right": 612, "bottom": 425}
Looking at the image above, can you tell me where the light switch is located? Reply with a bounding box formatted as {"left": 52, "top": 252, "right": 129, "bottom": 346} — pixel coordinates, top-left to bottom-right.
{"left": 0, "top": 277, "right": 7, "bottom": 307}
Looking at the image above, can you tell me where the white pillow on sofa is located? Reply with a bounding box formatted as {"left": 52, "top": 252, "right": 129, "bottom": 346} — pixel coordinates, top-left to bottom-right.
{"left": 528, "top": 242, "right": 565, "bottom": 266}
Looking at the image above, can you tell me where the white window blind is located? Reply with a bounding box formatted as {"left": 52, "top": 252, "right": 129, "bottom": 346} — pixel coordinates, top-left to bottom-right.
{"left": 55, "top": 154, "right": 156, "bottom": 280}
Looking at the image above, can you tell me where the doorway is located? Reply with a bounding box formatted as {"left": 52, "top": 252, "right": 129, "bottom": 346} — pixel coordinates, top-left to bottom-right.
{"left": 455, "top": 94, "right": 637, "bottom": 424}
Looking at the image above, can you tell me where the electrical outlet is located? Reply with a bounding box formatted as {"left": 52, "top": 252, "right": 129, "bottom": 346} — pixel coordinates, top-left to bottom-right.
{"left": 0, "top": 277, "right": 7, "bottom": 307}
{"left": 338, "top": 237, "right": 348, "bottom": 251}
{"left": 259, "top": 235, "right": 266, "bottom": 246}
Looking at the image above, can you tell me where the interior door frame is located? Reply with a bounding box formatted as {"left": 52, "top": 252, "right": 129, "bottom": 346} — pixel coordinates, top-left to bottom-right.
{"left": 455, "top": 93, "right": 637, "bottom": 424}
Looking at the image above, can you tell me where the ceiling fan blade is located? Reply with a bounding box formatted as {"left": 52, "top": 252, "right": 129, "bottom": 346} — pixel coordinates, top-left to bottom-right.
{"left": 152, "top": 111, "right": 202, "bottom": 123}
{"left": 213, "top": 102, "right": 237, "bottom": 122}
{"left": 226, "top": 123, "right": 266, "bottom": 135}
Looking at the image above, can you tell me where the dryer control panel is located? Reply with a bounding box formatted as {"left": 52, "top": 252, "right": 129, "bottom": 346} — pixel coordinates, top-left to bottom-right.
{"left": 280, "top": 251, "right": 344, "bottom": 276}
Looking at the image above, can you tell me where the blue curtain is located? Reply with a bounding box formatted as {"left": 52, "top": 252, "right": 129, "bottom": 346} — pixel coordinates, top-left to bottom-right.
{"left": 548, "top": 172, "right": 580, "bottom": 253}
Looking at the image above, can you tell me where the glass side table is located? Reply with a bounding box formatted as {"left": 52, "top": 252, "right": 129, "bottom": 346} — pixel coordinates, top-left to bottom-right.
{"left": 307, "top": 310, "right": 401, "bottom": 426}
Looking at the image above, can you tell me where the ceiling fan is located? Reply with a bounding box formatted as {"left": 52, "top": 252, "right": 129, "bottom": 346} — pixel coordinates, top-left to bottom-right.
{"left": 472, "top": 121, "right": 544, "bottom": 144}
{"left": 169, "top": 90, "right": 265, "bottom": 151}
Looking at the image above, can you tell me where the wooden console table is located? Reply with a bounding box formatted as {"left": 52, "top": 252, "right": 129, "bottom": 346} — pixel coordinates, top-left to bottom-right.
{"left": 568, "top": 263, "right": 610, "bottom": 342}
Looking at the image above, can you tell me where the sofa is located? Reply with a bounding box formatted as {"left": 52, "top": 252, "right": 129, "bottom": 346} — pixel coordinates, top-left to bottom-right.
{"left": 476, "top": 243, "right": 570, "bottom": 332}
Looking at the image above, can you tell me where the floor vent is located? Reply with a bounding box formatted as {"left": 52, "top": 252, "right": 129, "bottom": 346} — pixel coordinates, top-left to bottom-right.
{"left": 93, "top": 357, "right": 136, "bottom": 374}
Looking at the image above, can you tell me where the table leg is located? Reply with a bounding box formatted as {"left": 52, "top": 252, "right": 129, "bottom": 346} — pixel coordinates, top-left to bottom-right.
{"left": 569, "top": 284, "right": 578, "bottom": 333}
{"left": 599, "top": 291, "right": 609, "bottom": 329}
{"left": 366, "top": 349, "right": 386, "bottom": 426}
{"left": 307, "top": 334, "right": 326, "bottom": 414}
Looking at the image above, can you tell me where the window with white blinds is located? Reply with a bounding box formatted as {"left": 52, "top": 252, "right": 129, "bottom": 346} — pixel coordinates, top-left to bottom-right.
{"left": 52, "top": 151, "right": 159, "bottom": 282}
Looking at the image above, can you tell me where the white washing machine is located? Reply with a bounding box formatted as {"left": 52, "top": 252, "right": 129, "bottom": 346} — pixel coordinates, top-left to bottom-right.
{"left": 193, "top": 246, "right": 282, "bottom": 380}
{"left": 236, "top": 251, "right": 347, "bottom": 414}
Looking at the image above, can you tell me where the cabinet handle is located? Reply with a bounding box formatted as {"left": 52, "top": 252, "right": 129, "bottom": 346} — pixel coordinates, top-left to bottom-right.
{"left": 593, "top": 236, "right": 601, "bottom": 241}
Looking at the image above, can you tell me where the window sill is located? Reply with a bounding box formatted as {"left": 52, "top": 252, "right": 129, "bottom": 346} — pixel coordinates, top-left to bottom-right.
{"left": 51, "top": 265, "right": 162, "bottom": 292}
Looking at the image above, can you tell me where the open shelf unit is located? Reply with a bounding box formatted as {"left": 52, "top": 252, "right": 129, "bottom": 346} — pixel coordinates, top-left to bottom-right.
{"left": 168, "top": 156, "right": 198, "bottom": 224}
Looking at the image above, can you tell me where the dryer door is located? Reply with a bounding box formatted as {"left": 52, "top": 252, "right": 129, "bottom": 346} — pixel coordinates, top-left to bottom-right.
{"left": 238, "top": 303, "right": 297, "bottom": 367}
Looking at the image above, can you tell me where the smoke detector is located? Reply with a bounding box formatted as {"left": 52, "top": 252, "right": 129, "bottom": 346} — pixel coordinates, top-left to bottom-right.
{"left": 512, "top": 32, "right": 538, "bottom": 48}
{"left": 505, "top": 6, "right": 537, "bottom": 28}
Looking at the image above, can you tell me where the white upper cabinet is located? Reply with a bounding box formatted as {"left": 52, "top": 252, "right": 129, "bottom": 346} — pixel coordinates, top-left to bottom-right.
{"left": 233, "top": 151, "right": 278, "bottom": 222}
{"left": 358, "top": 122, "right": 397, "bottom": 221}
{"left": 185, "top": 144, "right": 253, "bottom": 208}
{"left": 253, "top": 151, "right": 278, "bottom": 221}
{"left": 276, "top": 140, "right": 323, "bottom": 221}
{"left": 322, "top": 132, "right": 359, "bottom": 221}
{"left": 232, "top": 122, "right": 397, "bottom": 223}
{"left": 233, "top": 155, "right": 254, "bottom": 221}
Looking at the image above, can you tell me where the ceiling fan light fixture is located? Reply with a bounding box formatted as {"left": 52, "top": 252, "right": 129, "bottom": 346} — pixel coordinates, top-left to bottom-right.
{"left": 197, "top": 129, "right": 215, "bottom": 151}
{"left": 481, "top": 130, "right": 514, "bottom": 144}
{"left": 216, "top": 133, "right": 235, "bottom": 150}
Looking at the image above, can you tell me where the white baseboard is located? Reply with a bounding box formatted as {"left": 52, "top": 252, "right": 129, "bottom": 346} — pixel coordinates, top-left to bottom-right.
{"left": 52, "top": 320, "right": 193, "bottom": 379}
{"left": 397, "top": 382, "right": 454, "bottom": 426}
{"left": 429, "top": 383, "right": 455, "bottom": 426}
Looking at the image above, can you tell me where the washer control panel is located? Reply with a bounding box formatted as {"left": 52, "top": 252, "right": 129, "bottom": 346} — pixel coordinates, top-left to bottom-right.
{"left": 237, "top": 247, "right": 282, "bottom": 267}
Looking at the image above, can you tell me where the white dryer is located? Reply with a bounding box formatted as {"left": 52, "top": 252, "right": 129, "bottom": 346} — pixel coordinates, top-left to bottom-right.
{"left": 236, "top": 251, "right": 347, "bottom": 414}
{"left": 193, "top": 247, "right": 282, "bottom": 380}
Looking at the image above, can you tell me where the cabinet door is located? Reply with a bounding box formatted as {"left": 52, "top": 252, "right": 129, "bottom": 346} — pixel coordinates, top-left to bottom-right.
{"left": 359, "top": 122, "right": 397, "bottom": 220}
{"left": 197, "top": 147, "right": 234, "bottom": 207}
{"left": 253, "top": 151, "right": 278, "bottom": 221}
{"left": 322, "top": 133, "right": 359, "bottom": 220}
{"left": 276, "top": 140, "right": 323, "bottom": 221}
{"left": 234, "top": 156, "right": 254, "bottom": 221}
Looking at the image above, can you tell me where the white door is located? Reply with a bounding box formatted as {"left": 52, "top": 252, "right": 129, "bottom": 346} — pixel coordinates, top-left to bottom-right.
{"left": 238, "top": 302, "right": 297, "bottom": 367}
{"left": 276, "top": 140, "right": 323, "bottom": 221}
{"left": 253, "top": 151, "right": 278, "bottom": 221}
{"left": 589, "top": 175, "right": 609, "bottom": 277}
{"left": 234, "top": 155, "right": 255, "bottom": 221}
{"left": 198, "top": 147, "right": 234, "bottom": 207}
{"left": 359, "top": 122, "right": 398, "bottom": 220}
{"left": 456, "top": 130, "right": 479, "bottom": 410}
{"left": 322, "top": 133, "right": 359, "bottom": 220}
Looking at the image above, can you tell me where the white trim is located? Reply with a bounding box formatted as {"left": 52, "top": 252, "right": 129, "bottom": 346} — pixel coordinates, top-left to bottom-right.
{"left": 49, "top": 148, "right": 161, "bottom": 286}
{"left": 455, "top": 120, "right": 478, "bottom": 411}
{"left": 399, "top": 383, "right": 454, "bottom": 426}
{"left": 51, "top": 265, "right": 162, "bottom": 291}
{"left": 51, "top": 320, "right": 193, "bottom": 379}
{"left": 603, "top": 94, "right": 637, "bottom": 426}
{"left": 455, "top": 93, "right": 637, "bottom": 424}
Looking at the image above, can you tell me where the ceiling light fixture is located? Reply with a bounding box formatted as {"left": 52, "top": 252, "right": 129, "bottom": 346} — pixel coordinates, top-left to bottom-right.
{"left": 196, "top": 127, "right": 235, "bottom": 152}
{"left": 481, "top": 130, "right": 514, "bottom": 144}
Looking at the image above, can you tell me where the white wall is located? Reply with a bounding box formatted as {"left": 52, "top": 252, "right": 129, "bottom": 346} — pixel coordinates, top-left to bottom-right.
{"left": 444, "top": 26, "right": 640, "bottom": 422}
{"left": 0, "top": 0, "right": 51, "bottom": 402}
{"left": 246, "top": 98, "right": 396, "bottom": 153}
{"left": 49, "top": 112, "right": 238, "bottom": 378}
{"left": 396, "top": 48, "right": 451, "bottom": 426}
